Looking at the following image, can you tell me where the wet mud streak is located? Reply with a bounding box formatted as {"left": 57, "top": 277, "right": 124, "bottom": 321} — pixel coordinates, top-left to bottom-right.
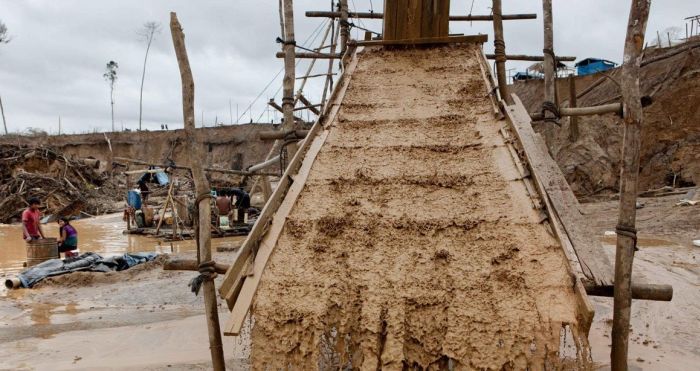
{"left": 250, "top": 45, "right": 586, "bottom": 369}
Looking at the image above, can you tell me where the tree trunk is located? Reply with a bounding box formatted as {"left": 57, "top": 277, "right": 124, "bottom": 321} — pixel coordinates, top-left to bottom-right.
{"left": 491, "top": 0, "right": 512, "bottom": 105}
{"left": 169, "top": 12, "right": 225, "bottom": 371}
{"left": 0, "top": 95, "right": 7, "bottom": 134}
{"left": 611, "top": 1, "right": 652, "bottom": 370}
{"left": 139, "top": 33, "right": 154, "bottom": 131}
{"left": 110, "top": 85, "right": 115, "bottom": 132}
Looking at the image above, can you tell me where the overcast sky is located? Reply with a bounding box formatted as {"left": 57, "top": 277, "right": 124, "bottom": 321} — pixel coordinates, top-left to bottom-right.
{"left": 0, "top": 1, "right": 693, "bottom": 134}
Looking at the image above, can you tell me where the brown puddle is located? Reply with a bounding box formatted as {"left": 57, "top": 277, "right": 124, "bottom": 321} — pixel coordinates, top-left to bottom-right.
{"left": 0, "top": 212, "right": 243, "bottom": 276}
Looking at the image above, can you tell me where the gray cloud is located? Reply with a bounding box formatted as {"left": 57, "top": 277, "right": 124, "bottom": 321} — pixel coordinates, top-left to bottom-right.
{"left": 0, "top": 0, "right": 693, "bottom": 134}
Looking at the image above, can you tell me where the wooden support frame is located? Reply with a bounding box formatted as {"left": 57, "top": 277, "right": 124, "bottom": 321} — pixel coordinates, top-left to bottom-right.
{"left": 275, "top": 51, "right": 341, "bottom": 59}
{"left": 219, "top": 49, "right": 362, "bottom": 336}
{"left": 349, "top": 34, "right": 487, "bottom": 46}
{"left": 484, "top": 54, "right": 575, "bottom": 62}
{"left": 492, "top": 0, "right": 513, "bottom": 105}
{"left": 530, "top": 103, "right": 622, "bottom": 120}
{"left": 304, "top": 10, "right": 537, "bottom": 21}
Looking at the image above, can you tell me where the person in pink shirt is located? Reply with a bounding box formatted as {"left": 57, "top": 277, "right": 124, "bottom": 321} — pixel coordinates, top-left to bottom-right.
{"left": 22, "top": 197, "right": 45, "bottom": 241}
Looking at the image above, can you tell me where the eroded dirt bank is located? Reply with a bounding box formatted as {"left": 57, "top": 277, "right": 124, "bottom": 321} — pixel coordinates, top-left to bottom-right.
{"left": 250, "top": 45, "right": 588, "bottom": 369}
{"left": 0, "top": 124, "right": 278, "bottom": 173}
{"left": 512, "top": 42, "right": 700, "bottom": 196}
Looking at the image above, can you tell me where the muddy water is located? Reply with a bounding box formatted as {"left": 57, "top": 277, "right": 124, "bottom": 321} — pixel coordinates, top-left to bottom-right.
{"left": 0, "top": 212, "right": 243, "bottom": 275}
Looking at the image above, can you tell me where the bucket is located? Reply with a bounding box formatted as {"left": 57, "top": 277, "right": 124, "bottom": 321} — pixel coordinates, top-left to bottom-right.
{"left": 26, "top": 238, "right": 59, "bottom": 267}
{"left": 128, "top": 190, "right": 142, "bottom": 210}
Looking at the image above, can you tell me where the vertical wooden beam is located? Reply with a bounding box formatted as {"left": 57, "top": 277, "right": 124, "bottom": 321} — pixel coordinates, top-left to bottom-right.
{"left": 542, "top": 0, "right": 557, "bottom": 121}
{"left": 339, "top": 0, "right": 349, "bottom": 54}
{"left": 169, "top": 13, "right": 225, "bottom": 371}
{"left": 492, "top": 0, "right": 513, "bottom": 105}
{"left": 282, "top": 0, "right": 298, "bottom": 155}
{"left": 568, "top": 75, "right": 579, "bottom": 142}
{"left": 611, "top": 1, "right": 652, "bottom": 370}
{"left": 434, "top": 0, "right": 450, "bottom": 37}
{"left": 405, "top": 0, "right": 423, "bottom": 40}
{"left": 395, "top": 0, "right": 409, "bottom": 40}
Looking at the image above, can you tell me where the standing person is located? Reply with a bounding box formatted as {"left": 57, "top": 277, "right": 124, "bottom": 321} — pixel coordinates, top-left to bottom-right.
{"left": 57, "top": 217, "right": 78, "bottom": 258}
{"left": 230, "top": 188, "right": 251, "bottom": 211}
{"left": 215, "top": 190, "right": 232, "bottom": 215}
{"left": 137, "top": 180, "right": 150, "bottom": 204}
{"left": 22, "top": 197, "right": 45, "bottom": 241}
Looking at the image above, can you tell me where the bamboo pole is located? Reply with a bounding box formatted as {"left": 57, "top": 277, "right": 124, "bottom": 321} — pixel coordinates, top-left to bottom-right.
{"left": 611, "top": 1, "right": 652, "bottom": 370}
{"left": 275, "top": 51, "right": 340, "bottom": 59}
{"left": 0, "top": 95, "right": 7, "bottom": 134}
{"left": 568, "top": 75, "right": 579, "bottom": 142}
{"left": 304, "top": 10, "right": 537, "bottom": 21}
{"left": 321, "top": 12, "right": 341, "bottom": 111}
{"left": 339, "top": 0, "right": 349, "bottom": 55}
{"left": 542, "top": 0, "right": 557, "bottom": 122}
{"left": 492, "top": 0, "right": 513, "bottom": 105}
{"left": 281, "top": 0, "right": 297, "bottom": 135}
{"left": 485, "top": 53, "right": 576, "bottom": 62}
{"left": 169, "top": 13, "right": 225, "bottom": 371}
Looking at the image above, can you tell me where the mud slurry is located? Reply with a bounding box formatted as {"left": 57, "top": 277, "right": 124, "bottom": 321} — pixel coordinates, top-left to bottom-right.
{"left": 251, "top": 45, "right": 587, "bottom": 369}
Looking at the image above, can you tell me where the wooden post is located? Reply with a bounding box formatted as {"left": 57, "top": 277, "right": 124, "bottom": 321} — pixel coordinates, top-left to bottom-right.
{"left": 611, "top": 1, "right": 652, "bottom": 370}
{"left": 568, "top": 75, "right": 579, "bottom": 142}
{"left": 492, "top": 0, "right": 513, "bottom": 105}
{"left": 339, "top": 0, "right": 349, "bottom": 55}
{"left": 282, "top": 0, "right": 298, "bottom": 156}
{"left": 169, "top": 13, "right": 225, "bottom": 371}
{"left": 542, "top": 0, "right": 557, "bottom": 122}
{"left": 0, "top": 95, "right": 7, "bottom": 134}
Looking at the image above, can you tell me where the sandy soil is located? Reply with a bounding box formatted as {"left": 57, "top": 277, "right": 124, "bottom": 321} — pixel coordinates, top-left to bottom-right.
{"left": 249, "top": 45, "right": 588, "bottom": 369}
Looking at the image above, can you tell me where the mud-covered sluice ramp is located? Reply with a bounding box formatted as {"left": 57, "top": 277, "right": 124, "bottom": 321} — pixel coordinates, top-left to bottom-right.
{"left": 221, "top": 43, "right": 600, "bottom": 369}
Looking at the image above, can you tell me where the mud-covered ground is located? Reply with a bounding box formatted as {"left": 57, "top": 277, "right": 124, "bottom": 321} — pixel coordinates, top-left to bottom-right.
{"left": 0, "top": 250, "right": 251, "bottom": 370}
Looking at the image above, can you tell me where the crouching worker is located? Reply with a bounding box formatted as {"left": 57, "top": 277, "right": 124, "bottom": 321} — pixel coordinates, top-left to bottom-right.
{"left": 57, "top": 217, "right": 79, "bottom": 258}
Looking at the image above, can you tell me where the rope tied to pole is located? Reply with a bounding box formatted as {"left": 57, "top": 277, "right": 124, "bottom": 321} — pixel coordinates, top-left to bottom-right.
{"left": 541, "top": 100, "right": 561, "bottom": 124}
{"left": 493, "top": 39, "right": 507, "bottom": 63}
{"left": 188, "top": 260, "right": 219, "bottom": 295}
{"left": 275, "top": 36, "right": 297, "bottom": 46}
{"left": 615, "top": 224, "right": 639, "bottom": 251}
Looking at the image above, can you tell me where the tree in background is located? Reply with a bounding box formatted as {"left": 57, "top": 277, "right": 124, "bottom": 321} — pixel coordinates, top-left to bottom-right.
{"left": 103, "top": 61, "right": 119, "bottom": 132}
{"left": 137, "top": 22, "right": 161, "bottom": 131}
{"left": 1, "top": 20, "right": 11, "bottom": 134}
{"left": 0, "top": 20, "right": 10, "bottom": 44}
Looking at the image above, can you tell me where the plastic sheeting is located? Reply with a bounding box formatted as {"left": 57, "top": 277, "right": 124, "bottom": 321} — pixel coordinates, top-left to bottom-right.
{"left": 16, "top": 252, "right": 158, "bottom": 288}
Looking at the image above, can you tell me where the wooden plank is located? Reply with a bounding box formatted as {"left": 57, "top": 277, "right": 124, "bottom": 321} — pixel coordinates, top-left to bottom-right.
{"left": 394, "top": 0, "right": 409, "bottom": 40}
{"left": 351, "top": 34, "right": 487, "bottom": 46}
{"left": 383, "top": 0, "right": 398, "bottom": 41}
{"left": 225, "top": 129, "right": 330, "bottom": 336}
{"left": 475, "top": 48, "right": 501, "bottom": 117}
{"left": 405, "top": 0, "right": 423, "bottom": 40}
{"left": 218, "top": 50, "right": 361, "bottom": 312}
{"left": 434, "top": 0, "right": 450, "bottom": 37}
{"left": 421, "top": 0, "right": 436, "bottom": 38}
{"left": 503, "top": 94, "right": 614, "bottom": 286}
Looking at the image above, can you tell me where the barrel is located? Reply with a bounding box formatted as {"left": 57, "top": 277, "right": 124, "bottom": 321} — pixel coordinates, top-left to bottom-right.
{"left": 128, "top": 190, "right": 142, "bottom": 210}
{"left": 26, "top": 238, "right": 59, "bottom": 267}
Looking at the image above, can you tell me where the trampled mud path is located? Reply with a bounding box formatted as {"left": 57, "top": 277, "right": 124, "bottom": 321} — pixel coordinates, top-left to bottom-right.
{"left": 250, "top": 45, "right": 587, "bottom": 369}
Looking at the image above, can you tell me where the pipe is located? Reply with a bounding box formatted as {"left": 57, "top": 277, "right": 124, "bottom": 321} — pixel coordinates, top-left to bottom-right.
{"left": 584, "top": 282, "right": 673, "bottom": 301}
{"left": 259, "top": 129, "right": 309, "bottom": 140}
{"left": 5, "top": 278, "right": 21, "bottom": 289}
{"left": 530, "top": 103, "right": 622, "bottom": 120}
{"left": 247, "top": 155, "right": 281, "bottom": 172}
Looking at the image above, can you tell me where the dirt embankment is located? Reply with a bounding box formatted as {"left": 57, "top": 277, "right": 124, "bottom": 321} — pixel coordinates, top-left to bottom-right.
{"left": 250, "top": 45, "right": 588, "bottom": 369}
{"left": 512, "top": 42, "right": 700, "bottom": 197}
{"left": 0, "top": 124, "right": 278, "bottom": 174}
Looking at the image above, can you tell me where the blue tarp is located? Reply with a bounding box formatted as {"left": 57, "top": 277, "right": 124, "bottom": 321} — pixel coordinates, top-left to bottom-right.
{"left": 138, "top": 168, "right": 169, "bottom": 186}
{"left": 16, "top": 252, "right": 158, "bottom": 288}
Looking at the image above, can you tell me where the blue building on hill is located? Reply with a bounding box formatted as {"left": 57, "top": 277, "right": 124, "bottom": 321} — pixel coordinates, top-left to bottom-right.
{"left": 575, "top": 58, "right": 617, "bottom": 76}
